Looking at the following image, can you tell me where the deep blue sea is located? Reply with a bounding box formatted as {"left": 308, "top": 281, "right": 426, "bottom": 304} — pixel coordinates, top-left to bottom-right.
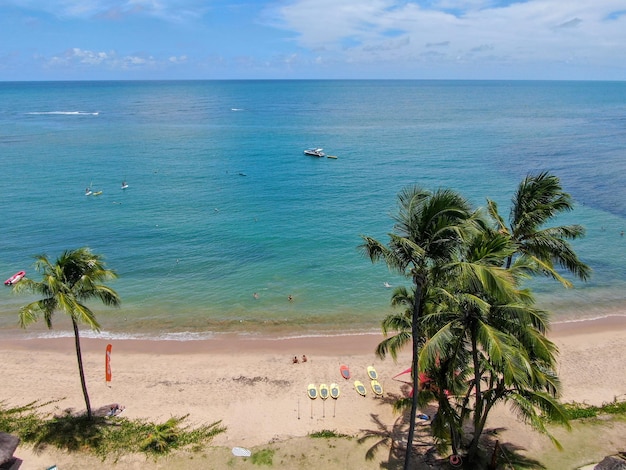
{"left": 1, "top": 80, "right": 625, "bottom": 340}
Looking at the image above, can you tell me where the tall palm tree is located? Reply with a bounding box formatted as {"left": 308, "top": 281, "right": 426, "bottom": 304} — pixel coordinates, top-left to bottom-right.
{"left": 13, "top": 247, "right": 121, "bottom": 419}
{"left": 361, "top": 185, "right": 476, "bottom": 470}
{"left": 487, "top": 171, "right": 591, "bottom": 285}
{"left": 419, "top": 228, "right": 570, "bottom": 463}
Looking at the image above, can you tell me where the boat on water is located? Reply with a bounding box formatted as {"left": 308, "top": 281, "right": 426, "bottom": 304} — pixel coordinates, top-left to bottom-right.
{"left": 304, "top": 148, "right": 325, "bottom": 157}
{"left": 4, "top": 271, "right": 25, "bottom": 286}
{"left": 121, "top": 181, "right": 128, "bottom": 189}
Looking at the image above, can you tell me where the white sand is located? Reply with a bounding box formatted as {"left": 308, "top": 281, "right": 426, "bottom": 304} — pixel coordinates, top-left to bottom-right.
{"left": 1, "top": 316, "right": 625, "bottom": 469}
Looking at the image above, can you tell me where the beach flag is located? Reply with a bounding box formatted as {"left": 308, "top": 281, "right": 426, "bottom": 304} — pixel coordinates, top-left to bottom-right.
{"left": 105, "top": 344, "right": 112, "bottom": 384}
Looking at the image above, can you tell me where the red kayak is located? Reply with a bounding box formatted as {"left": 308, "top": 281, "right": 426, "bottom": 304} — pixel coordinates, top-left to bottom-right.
{"left": 340, "top": 364, "right": 351, "bottom": 380}
{"left": 4, "top": 271, "right": 25, "bottom": 286}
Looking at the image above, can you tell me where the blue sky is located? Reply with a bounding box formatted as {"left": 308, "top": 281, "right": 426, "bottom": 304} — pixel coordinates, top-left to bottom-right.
{"left": 1, "top": 0, "right": 625, "bottom": 81}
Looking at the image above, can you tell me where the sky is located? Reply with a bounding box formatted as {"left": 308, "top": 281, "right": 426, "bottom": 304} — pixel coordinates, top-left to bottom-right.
{"left": 0, "top": 0, "right": 625, "bottom": 81}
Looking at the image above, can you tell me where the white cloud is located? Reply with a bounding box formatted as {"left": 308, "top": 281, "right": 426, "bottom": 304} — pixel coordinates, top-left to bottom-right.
{"left": 273, "top": 0, "right": 626, "bottom": 71}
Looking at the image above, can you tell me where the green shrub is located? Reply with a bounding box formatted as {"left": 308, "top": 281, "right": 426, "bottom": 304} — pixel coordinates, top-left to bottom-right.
{"left": 309, "top": 429, "right": 351, "bottom": 439}
{"left": 251, "top": 448, "right": 274, "bottom": 466}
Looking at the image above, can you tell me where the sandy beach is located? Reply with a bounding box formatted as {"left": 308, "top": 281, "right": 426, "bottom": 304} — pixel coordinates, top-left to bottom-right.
{"left": 1, "top": 316, "right": 626, "bottom": 469}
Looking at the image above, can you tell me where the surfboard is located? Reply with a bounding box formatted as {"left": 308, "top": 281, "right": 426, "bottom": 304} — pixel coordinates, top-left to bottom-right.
{"left": 340, "top": 364, "right": 350, "bottom": 380}
{"left": 232, "top": 447, "right": 252, "bottom": 457}
{"left": 319, "top": 383, "right": 329, "bottom": 400}
{"left": 354, "top": 380, "right": 367, "bottom": 397}
{"left": 367, "top": 366, "right": 378, "bottom": 380}
{"left": 307, "top": 383, "right": 318, "bottom": 399}
{"left": 330, "top": 383, "right": 340, "bottom": 399}
{"left": 371, "top": 379, "right": 383, "bottom": 396}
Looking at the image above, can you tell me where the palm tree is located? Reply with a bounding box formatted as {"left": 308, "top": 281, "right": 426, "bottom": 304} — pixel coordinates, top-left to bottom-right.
{"left": 487, "top": 171, "right": 591, "bottom": 285}
{"left": 419, "top": 228, "right": 570, "bottom": 463}
{"left": 361, "top": 185, "right": 476, "bottom": 470}
{"left": 13, "top": 247, "right": 121, "bottom": 419}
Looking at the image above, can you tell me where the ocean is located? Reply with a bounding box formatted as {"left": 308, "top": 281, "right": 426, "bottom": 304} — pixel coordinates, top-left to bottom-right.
{"left": 1, "top": 80, "right": 625, "bottom": 340}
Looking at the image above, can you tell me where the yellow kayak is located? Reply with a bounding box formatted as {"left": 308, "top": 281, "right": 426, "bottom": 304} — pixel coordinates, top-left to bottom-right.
{"left": 307, "top": 383, "right": 318, "bottom": 400}
{"left": 319, "top": 384, "right": 329, "bottom": 400}
{"left": 330, "top": 383, "right": 340, "bottom": 399}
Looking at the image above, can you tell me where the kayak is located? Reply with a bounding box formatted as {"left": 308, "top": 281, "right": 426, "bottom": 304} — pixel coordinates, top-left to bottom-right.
{"left": 4, "top": 271, "right": 25, "bottom": 286}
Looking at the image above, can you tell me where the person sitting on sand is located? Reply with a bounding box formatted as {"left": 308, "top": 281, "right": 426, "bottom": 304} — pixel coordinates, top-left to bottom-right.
{"left": 302, "top": 354, "right": 307, "bottom": 362}
{"left": 293, "top": 356, "right": 299, "bottom": 364}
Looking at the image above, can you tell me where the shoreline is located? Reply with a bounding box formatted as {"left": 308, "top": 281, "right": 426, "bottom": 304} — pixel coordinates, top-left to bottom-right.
{"left": 1, "top": 314, "right": 625, "bottom": 355}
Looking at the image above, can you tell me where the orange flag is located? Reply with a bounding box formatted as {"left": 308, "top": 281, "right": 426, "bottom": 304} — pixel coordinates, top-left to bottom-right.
{"left": 105, "top": 344, "right": 112, "bottom": 383}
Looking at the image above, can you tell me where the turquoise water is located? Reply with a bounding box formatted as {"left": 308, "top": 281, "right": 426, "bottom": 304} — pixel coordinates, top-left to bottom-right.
{"left": 1, "top": 80, "right": 625, "bottom": 339}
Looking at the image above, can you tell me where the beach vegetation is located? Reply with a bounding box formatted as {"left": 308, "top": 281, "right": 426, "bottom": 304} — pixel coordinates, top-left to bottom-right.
{"left": 11, "top": 247, "right": 121, "bottom": 420}
{"left": 250, "top": 448, "right": 275, "bottom": 466}
{"left": 564, "top": 399, "right": 626, "bottom": 420}
{"left": 362, "top": 173, "right": 588, "bottom": 468}
{"left": 309, "top": 429, "right": 352, "bottom": 439}
{"left": 0, "top": 400, "right": 225, "bottom": 460}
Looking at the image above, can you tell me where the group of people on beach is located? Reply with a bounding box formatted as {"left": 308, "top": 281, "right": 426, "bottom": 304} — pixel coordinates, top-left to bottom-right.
{"left": 293, "top": 355, "right": 307, "bottom": 364}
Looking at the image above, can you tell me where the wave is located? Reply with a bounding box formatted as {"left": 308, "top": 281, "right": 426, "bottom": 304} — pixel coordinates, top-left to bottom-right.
{"left": 26, "top": 111, "right": 99, "bottom": 116}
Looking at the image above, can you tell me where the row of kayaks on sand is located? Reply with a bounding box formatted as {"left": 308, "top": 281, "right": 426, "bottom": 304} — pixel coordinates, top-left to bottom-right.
{"left": 307, "top": 365, "right": 384, "bottom": 399}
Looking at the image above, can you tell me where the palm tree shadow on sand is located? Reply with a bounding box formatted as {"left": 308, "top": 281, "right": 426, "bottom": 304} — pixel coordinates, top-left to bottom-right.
{"left": 358, "top": 390, "right": 443, "bottom": 469}
{"left": 358, "top": 401, "right": 548, "bottom": 469}
{"left": 474, "top": 426, "right": 547, "bottom": 470}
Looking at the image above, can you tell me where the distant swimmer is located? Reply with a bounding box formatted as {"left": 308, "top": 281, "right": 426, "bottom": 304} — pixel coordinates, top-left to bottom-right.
{"left": 253, "top": 292, "right": 259, "bottom": 299}
{"left": 383, "top": 282, "right": 392, "bottom": 288}
{"left": 288, "top": 295, "right": 293, "bottom": 302}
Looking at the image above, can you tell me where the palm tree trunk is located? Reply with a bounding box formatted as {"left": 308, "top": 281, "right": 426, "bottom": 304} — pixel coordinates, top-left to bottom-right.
{"left": 403, "top": 284, "right": 423, "bottom": 470}
{"left": 72, "top": 317, "right": 92, "bottom": 420}
{"left": 467, "top": 334, "right": 483, "bottom": 462}
{"left": 505, "top": 255, "right": 512, "bottom": 269}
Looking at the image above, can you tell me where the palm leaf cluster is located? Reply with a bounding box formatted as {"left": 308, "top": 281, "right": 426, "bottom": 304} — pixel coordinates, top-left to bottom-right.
{"left": 361, "top": 172, "right": 589, "bottom": 467}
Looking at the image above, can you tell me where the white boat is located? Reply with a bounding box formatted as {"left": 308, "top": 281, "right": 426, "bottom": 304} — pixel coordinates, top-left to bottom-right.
{"left": 304, "top": 148, "right": 325, "bottom": 157}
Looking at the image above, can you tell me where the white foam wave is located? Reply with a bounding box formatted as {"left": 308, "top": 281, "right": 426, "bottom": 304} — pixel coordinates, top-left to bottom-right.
{"left": 26, "top": 111, "right": 99, "bottom": 116}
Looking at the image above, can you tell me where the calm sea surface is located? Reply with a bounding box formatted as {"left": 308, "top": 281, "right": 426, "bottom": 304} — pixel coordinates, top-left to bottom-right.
{"left": 1, "top": 80, "right": 625, "bottom": 340}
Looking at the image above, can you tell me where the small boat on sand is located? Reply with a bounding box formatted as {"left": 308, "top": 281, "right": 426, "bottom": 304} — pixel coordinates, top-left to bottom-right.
{"left": 4, "top": 271, "right": 25, "bottom": 286}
